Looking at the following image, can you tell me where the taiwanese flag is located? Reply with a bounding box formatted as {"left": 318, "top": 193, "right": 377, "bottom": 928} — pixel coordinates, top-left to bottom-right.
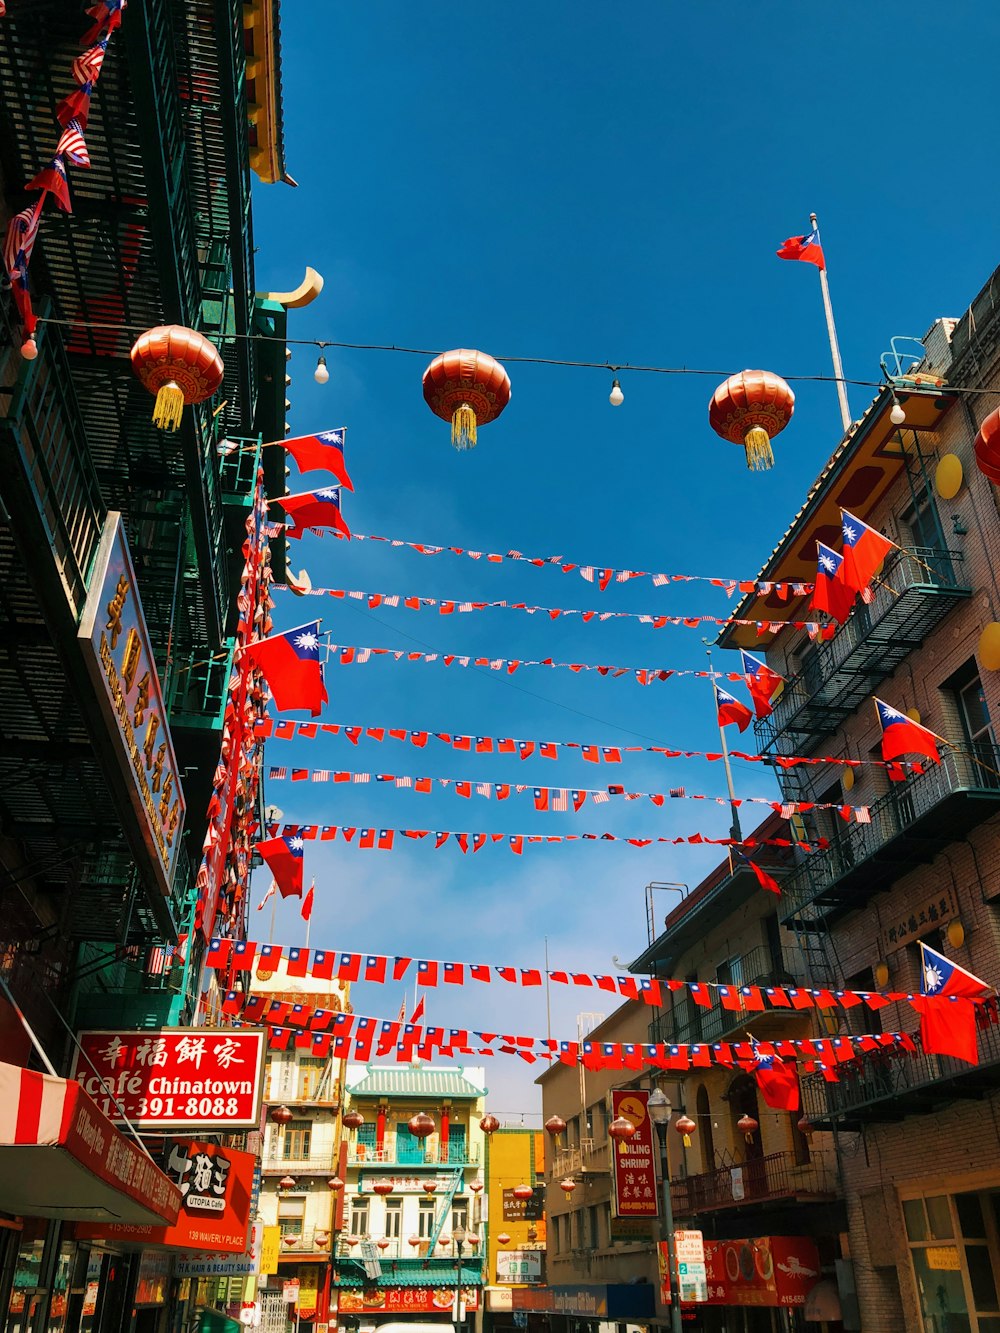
{"left": 913, "top": 996, "right": 979, "bottom": 1065}
{"left": 715, "top": 685, "right": 753, "bottom": 733}
{"left": 751, "top": 1052, "right": 800, "bottom": 1111}
{"left": 875, "top": 698, "right": 943, "bottom": 766}
{"left": 747, "top": 859, "right": 782, "bottom": 896}
{"left": 244, "top": 622, "right": 327, "bottom": 716}
{"left": 811, "top": 542, "right": 854, "bottom": 624}
{"left": 776, "top": 225, "right": 825, "bottom": 270}
{"left": 840, "top": 509, "right": 895, "bottom": 595}
{"left": 278, "top": 488, "right": 351, "bottom": 540}
{"left": 920, "top": 942, "right": 993, "bottom": 999}
{"left": 284, "top": 429, "right": 354, "bottom": 491}
{"left": 740, "top": 650, "right": 784, "bottom": 719}
{"left": 255, "top": 835, "right": 304, "bottom": 898}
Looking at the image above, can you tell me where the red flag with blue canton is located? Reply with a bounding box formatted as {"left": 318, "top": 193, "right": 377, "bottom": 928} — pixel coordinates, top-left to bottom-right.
{"left": 715, "top": 684, "right": 753, "bottom": 733}
{"left": 840, "top": 508, "right": 895, "bottom": 595}
{"left": 254, "top": 835, "right": 304, "bottom": 899}
{"left": 811, "top": 542, "right": 854, "bottom": 623}
{"left": 920, "top": 942, "right": 993, "bottom": 999}
{"left": 875, "top": 698, "right": 942, "bottom": 766}
{"left": 740, "top": 649, "right": 783, "bottom": 719}
{"left": 750, "top": 1051, "right": 800, "bottom": 1110}
{"left": 244, "top": 622, "right": 327, "bottom": 716}
{"left": 278, "top": 488, "right": 351, "bottom": 540}
{"left": 284, "top": 429, "right": 354, "bottom": 491}
{"left": 776, "top": 225, "right": 825, "bottom": 270}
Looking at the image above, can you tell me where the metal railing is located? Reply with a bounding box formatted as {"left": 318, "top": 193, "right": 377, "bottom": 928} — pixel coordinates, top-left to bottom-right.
{"left": 755, "top": 544, "right": 968, "bottom": 753}
{"left": 648, "top": 946, "right": 798, "bottom": 1046}
{"left": 347, "top": 1139, "right": 481, "bottom": 1166}
{"left": 278, "top": 1228, "right": 332, "bottom": 1256}
{"left": 550, "top": 1140, "right": 608, "bottom": 1177}
{"left": 264, "top": 1154, "right": 337, "bottom": 1173}
{"left": 670, "top": 1149, "right": 839, "bottom": 1216}
{"left": 780, "top": 741, "right": 1000, "bottom": 920}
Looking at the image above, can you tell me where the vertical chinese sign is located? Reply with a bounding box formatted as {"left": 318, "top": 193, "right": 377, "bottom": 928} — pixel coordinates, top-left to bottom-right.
{"left": 609, "top": 1090, "right": 658, "bottom": 1233}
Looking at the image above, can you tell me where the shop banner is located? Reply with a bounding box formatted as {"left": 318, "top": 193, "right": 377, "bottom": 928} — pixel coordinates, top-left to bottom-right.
{"left": 260, "top": 1226, "right": 281, "bottom": 1276}
{"left": 502, "top": 1185, "right": 545, "bottom": 1222}
{"left": 610, "top": 1090, "right": 658, "bottom": 1219}
{"left": 338, "top": 1287, "right": 480, "bottom": 1314}
{"left": 73, "top": 1028, "right": 266, "bottom": 1130}
{"left": 297, "top": 1266, "right": 320, "bottom": 1319}
{"left": 496, "top": 1251, "right": 543, "bottom": 1284}
{"left": 694, "top": 1236, "right": 821, "bottom": 1307}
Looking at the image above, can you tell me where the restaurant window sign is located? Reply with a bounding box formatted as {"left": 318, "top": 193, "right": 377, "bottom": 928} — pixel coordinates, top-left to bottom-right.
{"left": 78, "top": 512, "right": 186, "bottom": 898}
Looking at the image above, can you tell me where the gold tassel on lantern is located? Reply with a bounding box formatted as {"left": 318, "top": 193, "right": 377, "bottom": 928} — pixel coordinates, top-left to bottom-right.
{"left": 451, "top": 402, "right": 478, "bottom": 451}
{"left": 743, "top": 427, "right": 774, "bottom": 471}
{"left": 153, "top": 381, "right": 186, "bottom": 431}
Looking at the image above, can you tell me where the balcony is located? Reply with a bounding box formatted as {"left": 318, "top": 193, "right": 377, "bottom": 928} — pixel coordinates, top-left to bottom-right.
{"left": 550, "top": 1140, "right": 610, "bottom": 1178}
{"left": 780, "top": 742, "right": 1000, "bottom": 924}
{"left": 264, "top": 1154, "right": 337, "bottom": 1174}
{"left": 755, "top": 545, "right": 969, "bottom": 754}
{"left": 277, "top": 1228, "right": 333, "bottom": 1260}
{"left": 801, "top": 1020, "right": 1000, "bottom": 1128}
{"left": 647, "top": 945, "right": 799, "bottom": 1046}
{"left": 347, "top": 1140, "right": 481, "bottom": 1167}
{"left": 670, "top": 1150, "right": 839, "bottom": 1217}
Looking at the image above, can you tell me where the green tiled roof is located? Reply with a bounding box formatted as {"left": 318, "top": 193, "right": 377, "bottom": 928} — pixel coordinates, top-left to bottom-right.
{"left": 335, "top": 1262, "right": 482, "bottom": 1289}
{"left": 347, "top": 1068, "right": 485, "bottom": 1099}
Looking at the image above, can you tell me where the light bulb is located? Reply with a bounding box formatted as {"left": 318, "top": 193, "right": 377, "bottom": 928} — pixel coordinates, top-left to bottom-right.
{"left": 20, "top": 337, "right": 37, "bottom": 360}
{"left": 314, "top": 355, "right": 330, "bottom": 385}
{"left": 890, "top": 400, "right": 905, "bottom": 426}
{"left": 285, "top": 347, "right": 292, "bottom": 361}
{"left": 609, "top": 377, "right": 624, "bottom": 407}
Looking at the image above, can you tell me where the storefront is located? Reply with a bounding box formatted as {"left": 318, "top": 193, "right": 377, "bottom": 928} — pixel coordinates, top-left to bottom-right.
{"left": 334, "top": 1280, "right": 482, "bottom": 1327}
{"left": 509, "top": 1283, "right": 655, "bottom": 1333}
{"left": 672, "top": 1236, "right": 839, "bottom": 1332}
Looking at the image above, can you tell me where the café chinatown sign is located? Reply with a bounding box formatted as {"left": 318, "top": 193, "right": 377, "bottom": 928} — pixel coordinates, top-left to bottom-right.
{"left": 73, "top": 1029, "right": 266, "bottom": 1131}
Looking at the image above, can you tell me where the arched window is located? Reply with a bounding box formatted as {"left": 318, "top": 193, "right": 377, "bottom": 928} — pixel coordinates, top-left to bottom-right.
{"left": 696, "top": 1084, "right": 715, "bottom": 1170}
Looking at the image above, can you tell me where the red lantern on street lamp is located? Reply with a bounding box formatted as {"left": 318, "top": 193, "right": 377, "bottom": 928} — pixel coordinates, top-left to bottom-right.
{"left": 342, "top": 1110, "right": 364, "bottom": 1131}
{"left": 738, "top": 1114, "right": 759, "bottom": 1144}
{"left": 408, "top": 1112, "right": 435, "bottom": 1139}
{"left": 608, "top": 1116, "right": 637, "bottom": 1142}
{"left": 544, "top": 1114, "right": 567, "bottom": 1138}
{"left": 373, "top": 1180, "right": 394, "bottom": 1197}
{"left": 480, "top": 1114, "right": 499, "bottom": 1136}
{"left": 270, "top": 1105, "right": 293, "bottom": 1125}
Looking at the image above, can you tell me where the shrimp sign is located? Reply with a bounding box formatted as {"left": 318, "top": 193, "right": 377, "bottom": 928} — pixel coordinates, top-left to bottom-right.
{"left": 72, "top": 1029, "right": 266, "bottom": 1130}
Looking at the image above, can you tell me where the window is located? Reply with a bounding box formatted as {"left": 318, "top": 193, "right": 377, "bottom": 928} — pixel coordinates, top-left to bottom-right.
{"left": 278, "top": 1205, "right": 303, "bottom": 1239}
{"left": 716, "top": 956, "right": 745, "bottom": 990}
{"left": 298, "top": 1057, "right": 326, "bottom": 1099}
{"left": 589, "top": 1100, "right": 607, "bottom": 1140}
{"left": 283, "top": 1120, "right": 311, "bottom": 1160}
{"left": 384, "top": 1198, "right": 402, "bottom": 1239}
{"left": 587, "top": 1205, "right": 601, "bottom": 1250}
{"left": 566, "top": 1115, "right": 580, "bottom": 1148}
{"left": 695, "top": 1085, "right": 715, "bottom": 1170}
{"left": 418, "top": 1199, "right": 436, "bottom": 1238}
{"left": 350, "top": 1200, "right": 369, "bottom": 1236}
{"left": 451, "top": 1202, "right": 469, "bottom": 1234}
{"left": 395, "top": 1121, "right": 425, "bottom": 1164}
{"left": 903, "top": 1189, "right": 1000, "bottom": 1331}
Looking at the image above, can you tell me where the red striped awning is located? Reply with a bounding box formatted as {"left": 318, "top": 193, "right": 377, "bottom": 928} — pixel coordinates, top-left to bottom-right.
{"left": 0, "top": 1062, "right": 180, "bottom": 1224}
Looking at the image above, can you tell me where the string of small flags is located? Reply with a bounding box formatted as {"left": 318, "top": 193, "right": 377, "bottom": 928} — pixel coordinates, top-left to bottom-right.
{"left": 323, "top": 639, "right": 743, "bottom": 684}
{"left": 313, "top": 530, "right": 816, "bottom": 598}
{"left": 254, "top": 716, "right": 922, "bottom": 775}
{"left": 259, "top": 824, "right": 825, "bottom": 855}
{"left": 208, "top": 939, "right": 933, "bottom": 1014}
{"left": 264, "top": 763, "right": 873, "bottom": 822}
{"left": 275, "top": 584, "right": 835, "bottom": 641}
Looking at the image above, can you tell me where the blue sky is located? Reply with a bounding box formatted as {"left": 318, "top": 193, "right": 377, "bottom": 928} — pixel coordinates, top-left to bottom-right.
{"left": 248, "top": 2, "right": 1000, "bottom": 1115}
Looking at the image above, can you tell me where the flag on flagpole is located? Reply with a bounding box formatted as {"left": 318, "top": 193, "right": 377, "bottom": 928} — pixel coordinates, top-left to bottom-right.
{"left": 255, "top": 835, "right": 305, "bottom": 899}
{"left": 919, "top": 942, "right": 993, "bottom": 998}
{"left": 776, "top": 226, "right": 825, "bottom": 270}
{"left": 257, "top": 880, "right": 277, "bottom": 911}
{"left": 284, "top": 429, "right": 353, "bottom": 491}
{"left": 244, "top": 622, "right": 328, "bottom": 715}
{"left": 874, "top": 698, "right": 944, "bottom": 766}
{"left": 715, "top": 685, "right": 753, "bottom": 733}
{"left": 750, "top": 1051, "right": 800, "bottom": 1110}
{"left": 740, "top": 649, "right": 784, "bottom": 719}
{"left": 409, "top": 992, "right": 426, "bottom": 1025}
{"left": 811, "top": 542, "right": 854, "bottom": 623}
{"left": 301, "top": 880, "right": 315, "bottom": 921}
{"left": 277, "top": 488, "right": 351, "bottom": 540}
{"left": 840, "top": 509, "right": 895, "bottom": 595}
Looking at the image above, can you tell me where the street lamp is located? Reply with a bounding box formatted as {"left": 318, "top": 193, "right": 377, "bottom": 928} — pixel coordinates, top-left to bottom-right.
{"left": 647, "top": 1088, "right": 682, "bottom": 1333}
{"left": 452, "top": 1224, "right": 468, "bottom": 1331}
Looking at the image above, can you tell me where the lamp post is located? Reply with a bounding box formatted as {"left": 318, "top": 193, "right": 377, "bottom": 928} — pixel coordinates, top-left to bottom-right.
{"left": 647, "top": 1088, "right": 682, "bottom": 1333}
{"left": 452, "top": 1224, "right": 468, "bottom": 1332}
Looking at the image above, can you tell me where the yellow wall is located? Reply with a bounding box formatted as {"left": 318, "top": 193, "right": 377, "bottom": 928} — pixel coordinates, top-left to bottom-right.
{"left": 486, "top": 1129, "right": 546, "bottom": 1288}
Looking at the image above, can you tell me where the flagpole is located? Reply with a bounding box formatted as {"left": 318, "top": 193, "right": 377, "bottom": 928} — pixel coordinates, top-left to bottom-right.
{"left": 704, "top": 641, "right": 743, "bottom": 845}
{"left": 269, "top": 886, "right": 277, "bottom": 945}
{"left": 544, "top": 937, "right": 552, "bottom": 1048}
{"left": 304, "top": 879, "right": 314, "bottom": 950}
{"left": 811, "top": 212, "right": 851, "bottom": 434}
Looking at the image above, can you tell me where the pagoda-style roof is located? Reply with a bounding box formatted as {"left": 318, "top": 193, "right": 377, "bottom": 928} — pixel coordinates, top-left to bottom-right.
{"left": 347, "top": 1068, "right": 486, "bottom": 1100}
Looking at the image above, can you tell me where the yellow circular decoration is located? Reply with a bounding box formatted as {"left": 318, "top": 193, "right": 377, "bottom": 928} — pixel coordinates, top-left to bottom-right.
{"left": 935, "top": 453, "right": 963, "bottom": 500}
{"left": 874, "top": 960, "right": 890, "bottom": 988}
{"left": 980, "top": 623, "right": 1000, "bottom": 671}
{"left": 906, "top": 707, "right": 921, "bottom": 724}
{"left": 946, "top": 919, "right": 966, "bottom": 949}
{"left": 842, "top": 768, "right": 855, "bottom": 792}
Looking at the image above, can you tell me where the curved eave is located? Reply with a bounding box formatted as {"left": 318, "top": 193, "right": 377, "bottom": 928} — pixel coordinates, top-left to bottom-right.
{"left": 245, "top": 0, "right": 292, "bottom": 186}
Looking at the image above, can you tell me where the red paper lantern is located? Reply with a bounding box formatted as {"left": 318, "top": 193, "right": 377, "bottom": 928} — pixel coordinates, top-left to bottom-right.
{"left": 270, "top": 1105, "right": 293, "bottom": 1124}
{"left": 342, "top": 1110, "right": 365, "bottom": 1130}
{"left": 738, "top": 1114, "right": 759, "bottom": 1143}
{"left": 422, "top": 348, "right": 511, "bottom": 451}
{"left": 344, "top": 1235, "right": 360, "bottom": 1248}
{"left": 328, "top": 1177, "right": 345, "bottom": 1191}
{"left": 278, "top": 1176, "right": 297, "bottom": 1189}
{"left": 675, "top": 1115, "right": 697, "bottom": 1148}
{"left": 544, "top": 1115, "right": 567, "bottom": 1138}
{"left": 408, "top": 1112, "right": 435, "bottom": 1139}
{"left": 559, "top": 1178, "right": 577, "bottom": 1195}
{"left": 513, "top": 1183, "right": 534, "bottom": 1201}
{"left": 408, "top": 1235, "right": 422, "bottom": 1249}
{"left": 974, "top": 408, "right": 1000, "bottom": 483}
{"left": 467, "top": 1233, "right": 480, "bottom": 1247}
{"left": 376, "top": 1238, "right": 391, "bottom": 1251}
{"left": 496, "top": 1232, "right": 511, "bottom": 1246}
{"left": 373, "top": 1179, "right": 394, "bottom": 1196}
{"left": 130, "top": 325, "right": 225, "bottom": 431}
{"left": 608, "top": 1116, "right": 637, "bottom": 1141}
{"left": 468, "top": 1180, "right": 483, "bottom": 1194}
{"left": 709, "top": 370, "right": 795, "bottom": 471}
{"left": 797, "top": 1117, "right": 814, "bottom": 1138}
{"left": 438, "top": 1234, "right": 451, "bottom": 1247}
{"left": 422, "top": 1181, "right": 437, "bottom": 1194}
{"left": 480, "top": 1114, "right": 499, "bottom": 1135}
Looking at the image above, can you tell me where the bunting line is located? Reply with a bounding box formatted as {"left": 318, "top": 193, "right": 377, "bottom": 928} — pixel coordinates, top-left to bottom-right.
{"left": 264, "top": 763, "right": 872, "bottom": 822}
{"left": 254, "top": 716, "right": 926, "bottom": 775}
{"left": 315, "top": 530, "right": 817, "bottom": 598}
{"left": 274, "top": 584, "right": 835, "bottom": 641}
{"left": 322, "top": 639, "right": 743, "bottom": 685}
{"left": 257, "top": 824, "right": 826, "bottom": 856}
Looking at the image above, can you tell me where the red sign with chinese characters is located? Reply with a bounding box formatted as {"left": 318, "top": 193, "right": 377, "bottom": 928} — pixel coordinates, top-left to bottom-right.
{"left": 72, "top": 1028, "right": 266, "bottom": 1130}
{"left": 693, "top": 1236, "right": 821, "bottom": 1307}
{"left": 337, "top": 1287, "right": 480, "bottom": 1314}
{"left": 77, "top": 1140, "right": 255, "bottom": 1254}
{"left": 610, "top": 1090, "right": 658, "bottom": 1220}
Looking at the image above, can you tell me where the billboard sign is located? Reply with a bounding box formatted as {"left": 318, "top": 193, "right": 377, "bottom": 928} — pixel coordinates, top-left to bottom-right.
{"left": 609, "top": 1089, "right": 658, "bottom": 1220}
{"left": 73, "top": 1028, "right": 266, "bottom": 1129}
{"left": 496, "top": 1251, "right": 543, "bottom": 1284}
{"left": 695, "top": 1236, "right": 821, "bottom": 1307}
